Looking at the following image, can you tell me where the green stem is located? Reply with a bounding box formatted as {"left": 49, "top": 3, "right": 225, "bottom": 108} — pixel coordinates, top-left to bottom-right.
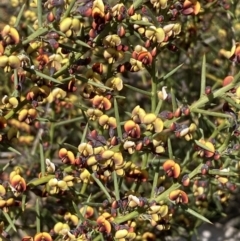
{"left": 151, "top": 61, "right": 157, "bottom": 112}
{"left": 63, "top": 0, "right": 77, "bottom": 19}
{"left": 209, "top": 120, "right": 229, "bottom": 139}
{"left": 113, "top": 171, "right": 120, "bottom": 200}
{"left": 200, "top": 54, "right": 206, "bottom": 97}
{"left": 12, "top": 69, "right": 19, "bottom": 97}
{"left": 80, "top": 182, "right": 88, "bottom": 195}
{"left": 39, "top": 143, "right": 45, "bottom": 176}
{"left": 168, "top": 138, "right": 173, "bottom": 159}
{"left": 14, "top": 4, "right": 26, "bottom": 28}
{"left": 124, "top": 84, "right": 152, "bottom": 97}
{"left": 22, "top": 194, "right": 27, "bottom": 211}
{"left": 191, "top": 108, "right": 232, "bottom": 118}
{"left": 203, "top": 116, "right": 218, "bottom": 129}
{"left": 218, "top": 133, "right": 231, "bottom": 153}
{"left": 53, "top": 116, "right": 84, "bottom": 127}
{"left": 171, "top": 88, "right": 177, "bottom": 112}
{"left": 28, "top": 69, "right": 62, "bottom": 84}
{"left": 114, "top": 97, "right": 122, "bottom": 139}
{"left": 2, "top": 212, "right": 17, "bottom": 232}
{"left": 22, "top": 27, "right": 48, "bottom": 45}
{"left": 222, "top": 95, "right": 240, "bottom": 109}
{"left": 155, "top": 99, "right": 162, "bottom": 115}
{"left": 37, "top": 0, "right": 42, "bottom": 28}
{"left": 209, "top": 168, "right": 237, "bottom": 176}
{"left": 81, "top": 202, "right": 103, "bottom": 207}
{"left": 36, "top": 198, "right": 40, "bottom": 233}
{"left": 1, "top": 161, "right": 11, "bottom": 171}
{"left": 91, "top": 174, "right": 112, "bottom": 203}
{"left": 190, "top": 70, "right": 240, "bottom": 109}
{"left": 27, "top": 175, "right": 55, "bottom": 186}
{"left": 150, "top": 160, "right": 160, "bottom": 198}
{"left": 141, "top": 153, "right": 149, "bottom": 170}
{"left": 206, "top": 73, "right": 222, "bottom": 85}
{"left": 114, "top": 211, "right": 139, "bottom": 224}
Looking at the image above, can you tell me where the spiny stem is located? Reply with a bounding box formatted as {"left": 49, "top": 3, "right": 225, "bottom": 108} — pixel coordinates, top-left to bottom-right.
{"left": 36, "top": 198, "right": 41, "bottom": 233}
{"left": 151, "top": 159, "right": 160, "bottom": 198}
{"left": 37, "top": 0, "right": 42, "bottom": 28}
{"left": 151, "top": 60, "right": 157, "bottom": 112}
{"left": 80, "top": 183, "right": 88, "bottom": 195}
{"left": 191, "top": 108, "right": 232, "bottom": 118}
{"left": 113, "top": 171, "right": 120, "bottom": 201}
{"left": 114, "top": 211, "right": 139, "bottom": 224}
{"left": 22, "top": 27, "right": 48, "bottom": 45}
{"left": 91, "top": 174, "right": 112, "bottom": 203}
{"left": 63, "top": 0, "right": 77, "bottom": 19}
{"left": 200, "top": 54, "right": 206, "bottom": 97}
{"left": 114, "top": 97, "right": 122, "bottom": 139}
{"left": 39, "top": 142, "right": 45, "bottom": 176}
{"left": 191, "top": 70, "right": 240, "bottom": 109}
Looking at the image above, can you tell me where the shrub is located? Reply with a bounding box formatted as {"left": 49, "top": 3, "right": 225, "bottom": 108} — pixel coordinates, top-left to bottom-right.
{"left": 0, "top": 0, "right": 240, "bottom": 240}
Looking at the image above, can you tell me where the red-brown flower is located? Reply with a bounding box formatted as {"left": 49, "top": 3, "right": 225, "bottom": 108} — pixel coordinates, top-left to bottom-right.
{"left": 124, "top": 120, "right": 141, "bottom": 138}
{"left": 58, "top": 148, "right": 75, "bottom": 164}
{"left": 34, "top": 232, "right": 52, "bottom": 241}
{"left": 97, "top": 213, "right": 112, "bottom": 234}
{"left": 163, "top": 160, "right": 180, "bottom": 178}
{"left": 169, "top": 190, "right": 188, "bottom": 204}
{"left": 92, "top": 95, "right": 112, "bottom": 110}
{"left": 10, "top": 174, "right": 27, "bottom": 195}
{"left": 182, "top": 0, "right": 201, "bottom": 15}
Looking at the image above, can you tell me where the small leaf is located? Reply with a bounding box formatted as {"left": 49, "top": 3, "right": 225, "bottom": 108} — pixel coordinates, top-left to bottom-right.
{"left": 114, "top": 97, "right": 122, "bottom": 139}
{"left": 36, "top": 117, "right": 50, "bottom": 122}
{"left": 76, "top": 75, "right": 112, "bottom": 90}
{"left": 75, "top": 39, "right": 91, "bottom": 49}
{"left": 39, "top": 142, "right": 45, "bottom": 176}
{"left": 81, "top": 122, "right": 89, "bottom": 144}
{"left": 25, "top": 68, "right": 62, "bottom": 84}
{"left": 171, "top": 88, "right": 177, "bottom": 112}
{"left": 3, "top": 212, "right": 17, "bottom": 232}
{"left": 27, "top": 175, "right": 55, "bottom": 186}
{"left": 14, "top": 4, "right": 26, "bottom": 28}
{"left": 129, "top": 20, "right": 153, "bottom": 26}
{"left": 162, "top": 63, "right": 183, "bottom": 80}
{"left": 124, "top": 84, "right": 152, "bottom": 96}
{"left": 184, "top": 207, "right": 213, "bottom": 224}
{"left": 113, "top": 171, "right": 120, "bottom": 201}
{"left": 209, "top": 169, "right": 238, "bottom": 176}
{"left": 8, "top": 147, "right": 21, "bottom": 155}
{"left": 22, "top": 194, "right": 27, "bottom": 211}
{"left": 62, "top": 143, "right": 79, "bottom": 152}
{"left": 200, "top": 54, "right": 206, "bottom": 97}
{"left": 54, "top": 116, "right": 84, "bottom": 127}
{"left": 36, "top": 198, "right": 40, "bottom": 233}
{"left": 72, "top": 201, "right": 85, "bottom": 223}
{"left": 59, "top": 43, "right": 85, "bottom": 53}
{"left": 226, "top": 10, "right": 235, "bottom": 18}
{"left": 191, "top": 108, "right": 232, "bottom": 118}
{"left": 22, "top": 27, "right": 48, "bottom": 45}
{"left": 91, "top": 173, "right": 112, "bottom": 202}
